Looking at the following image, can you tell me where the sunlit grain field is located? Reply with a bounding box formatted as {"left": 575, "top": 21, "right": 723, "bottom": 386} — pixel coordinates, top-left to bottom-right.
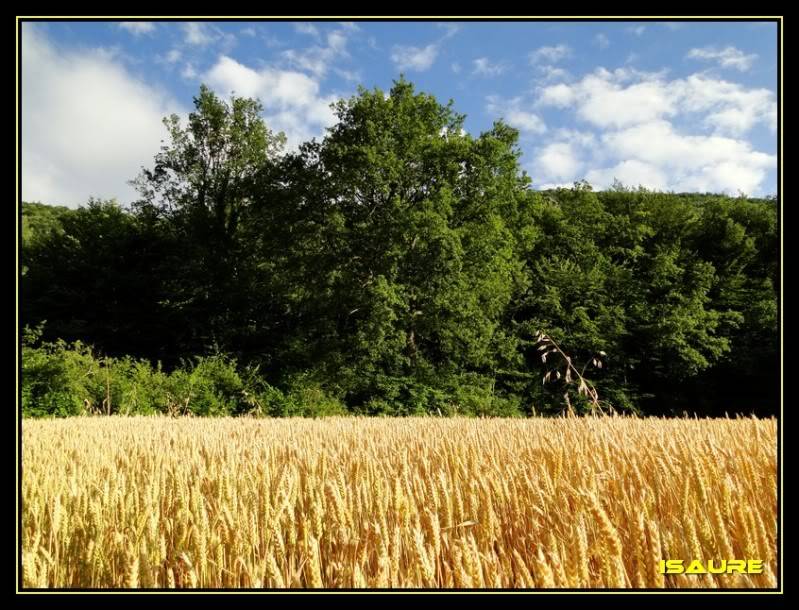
{"left": 21, "top": 416, "right": 777, "bottom": 589}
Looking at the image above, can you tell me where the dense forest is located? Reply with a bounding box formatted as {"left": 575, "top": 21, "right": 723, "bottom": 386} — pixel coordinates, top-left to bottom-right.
{"left": 20, "top": 79, "right": 779, "bottom": 418}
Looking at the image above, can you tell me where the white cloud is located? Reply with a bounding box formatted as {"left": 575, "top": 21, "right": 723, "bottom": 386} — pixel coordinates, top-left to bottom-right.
{"left": 529, "top": 44, "right": 571, "bottom": 64}
{"left": 594, "top": 33, "right": 610, "bottom": 49}
{"left": 181, "top": 63, "right": 197, "bottom": 80}
{"left": 674, "top": 73, "right": 776, "bottom": 135}
{"left": 586, "top": 160, "right": 668, "bottom": 191}
{"left": 206, "top": 56, "right": 310, "bottom": 104}
{"left": 532, "top": 121, "right": 775, "bottom": 195}
{"left": 295, "top": 23, "right": 320, "bottom": 38}
{"left": 390, "top": 27, "right": 459, "bottom": 73}
{"left": 22, "top": 25, "right": 183, "bottom": 206}
{"left": 528, "top": 129, "right": 596, "bottom": 186}
{"left": 437, "top": 23, "right": 461, "bottom": 39}
{"left": 529, "top": 68, "right": 776, "bottom": 195}
{"left": 241, "top": 26, "right": 256, "bottom": 37}
{"left": 595, "top": 121, "right": 774, "bottom": 193}
{"left": 626, "top": 25, "right": 646, "bottom": 36}
{"left": 183, "top": 22, "right": 215, "bottom": 46}
{"left": 334, "top": 67, "right": 361, "bottom": 83}
{"left": 537, "top": 83, "right": 576, "bottom": 107}
{"left": 554, "top": 129, "right": 597, "bottom": 149}
{"left": 602, "top": 121, "right": 773, "bottom": 171}
{"left": 451, "top": 62, "right": 461, "bottom": 74}
{"left": 282, "top": 28, "right": 352, "bottom": 78}
{"left": 153, "top": 48, "right": 182, "bottom": 67}
{"left": 179, "top": 23, "right": 238, "bottom": 52}
{"left": 391, "top": 43, "right": 439, "bottom": 72}
{"left": 535, "top": 65, "right": 570, "bottom": 83}
{"left": 577, "top": 76, "right": 675, "bottom": 128}
{"left": 204, "top": 55, "right": 339, "bottom": 147}
{"left": 472, "top": 57, "right": 507, "bottom": 77}
{"left": 537, "top": 67, "right": 775, "bottom": 135}
{"left": 119, "top": 22, "right": 155, "bottom": 36}
{"left": 506, "top": 110, "right": 547, "bottom": 134}
{"left": 536, "top": 142, "right": 583, "bottom": 182}
{"left": 687, "top": 46, "right": 758, "bottom": 71}
{"left": 486, "top": 96, "right": 546, "bottom": 134}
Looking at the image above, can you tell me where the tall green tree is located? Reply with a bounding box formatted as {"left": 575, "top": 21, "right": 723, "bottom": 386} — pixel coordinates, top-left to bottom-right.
{"left": 132, "top": 84, "right": 284, "bottom": 241}
{"left": 131, "top": 85, "right": 286, "bottom": 355}
{"left": 273, "top": 79, "right": 529, "bottom": 412}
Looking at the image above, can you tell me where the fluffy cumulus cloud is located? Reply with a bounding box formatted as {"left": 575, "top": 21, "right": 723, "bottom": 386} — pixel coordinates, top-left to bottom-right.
{"left": 674, "top": 74, "right": 777, "bottom": 135}
{"left": 183, "top": 22, "right": 217, "bottom": 46}
{"left": 595, "top": 121, "right": 774, "bottom": 193}
{"left": 586, "top": 160, "right": 668, "bottom": 191}
{"left": 526, "top": 67, "right": 776, "bottom": 194}
{"left": 486, "top": 96, "right": 547, "bottom": 135}
{"left": 536, "top": 142, "right": 584, "bottom": 183}
{"left": 181, "top": 63, "right": 198, "bottom": 80}
{"left": 391, "top": 43, "right": 438, "bottom": 71}
{"left": 390, "top": 27, "right": 459, "bottom": 73}
{"left": 204, "top": 56, "right": 339, "bottom": 147}
{"left": 472, "top": 57, "right": 507, "bottom": 77}
{"left": 529, "top": 44, "right": 571, "bottom": 64}
{"left": 535, "top": 65, "right": 570, "bottom": 84}
{"left": 537, "top": 68, "right": 776, "bottom": 135}
{"left": 281, "top": 29, "right": 350, "bottom": 78}
{"left": 529, "top": 130, "right": 596, "bottom": 188}
{"left": 537, "top": 82, "right": 575, "bottom": 107}
{"left": 294, "top": 23, "right": 320, "bottom": 39}
{"left": 687, "top": 46, "right": 758, "bottom": 71}
{"left": 22, "top": 25, "right": 183, "bottom": 206}
{"left": 179, "top": 22, "right": 237, "bottom": 54}
{"left": 571, "top": 72, "right": 675, "bottom": 128}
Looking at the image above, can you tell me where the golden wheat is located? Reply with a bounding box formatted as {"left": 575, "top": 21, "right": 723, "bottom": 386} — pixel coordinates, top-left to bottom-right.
{"left": 21, "top": 416, "right": 777, "bottom": 589}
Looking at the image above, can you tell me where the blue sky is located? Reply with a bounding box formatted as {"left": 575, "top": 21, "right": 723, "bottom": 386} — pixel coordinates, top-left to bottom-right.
{"left": 21, "top": 19, "right": 778, "bottom": 206}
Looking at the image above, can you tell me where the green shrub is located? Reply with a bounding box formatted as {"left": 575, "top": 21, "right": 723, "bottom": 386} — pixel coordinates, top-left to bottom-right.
{"left": 21, "top": 331, "right": 350, "bottom": 418}
{"left": 271, "top": 374, "right": 347, "bottom": 417}
{"left": 181, "top": 355, "right": 246, "bottom": 416}
{"left": 22, "top": 329, "right": 99, "bottom": 417}
{"left": 347, "top": 373, "right": 522, "bottom": 417}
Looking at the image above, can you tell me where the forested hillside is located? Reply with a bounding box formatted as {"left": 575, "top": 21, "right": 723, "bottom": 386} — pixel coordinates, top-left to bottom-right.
{"left": 20, "top": 80, "right": 779, "bottom": 417}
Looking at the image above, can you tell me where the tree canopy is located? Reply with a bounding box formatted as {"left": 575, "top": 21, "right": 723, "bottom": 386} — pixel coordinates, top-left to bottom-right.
{"left": 21, "top": 80, "right": 779, "bottom": 417}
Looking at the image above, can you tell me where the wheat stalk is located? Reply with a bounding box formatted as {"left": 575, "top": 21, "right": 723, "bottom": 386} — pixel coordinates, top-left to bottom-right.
{"left": 21, "top": 416, "right": 777, "bottom": 589}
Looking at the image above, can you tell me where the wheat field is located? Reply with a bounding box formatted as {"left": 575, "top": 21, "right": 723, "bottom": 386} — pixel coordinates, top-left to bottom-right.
{"left": 20, "top": 416, "right": 778, "bottom": 589}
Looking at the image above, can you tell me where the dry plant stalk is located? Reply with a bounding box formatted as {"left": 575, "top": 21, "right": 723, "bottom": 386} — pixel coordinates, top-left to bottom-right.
{"left": 534, "top": 330, "right": 608, "bottom": 414}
